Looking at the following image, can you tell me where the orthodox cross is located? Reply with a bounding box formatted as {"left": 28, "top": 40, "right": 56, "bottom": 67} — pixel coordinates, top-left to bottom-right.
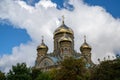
{"left": 42, "top": 36, "right": 44, "bottom": 43}
{"left": 62, "top": 15, "right": 64, "bottom": 24}
{"left": 84, "top": 35, "right": 86, "bottom": 43}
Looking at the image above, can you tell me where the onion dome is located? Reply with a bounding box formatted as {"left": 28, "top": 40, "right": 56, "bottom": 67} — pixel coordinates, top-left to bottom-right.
{"left": 59, "top": 33, "right": 72, "bottom": 42}
{"left": 37, "top": 36, "right": 48, "bottom": 51}
{"left": 80, "top": 36, "right": 91, "bottom": 52}
{"left": 54, "top": 16, "right": 74, "bottom": 36}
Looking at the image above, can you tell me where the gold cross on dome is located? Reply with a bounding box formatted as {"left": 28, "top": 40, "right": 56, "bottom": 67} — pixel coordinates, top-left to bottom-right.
{"left": 84, "top": 35, "right": 86, "bottom": 43}
{"left": 42, "top": 35, "right": 44, "bottom": 43}
{"left": 62, "top": 15, "right": 64, "bottom": 24}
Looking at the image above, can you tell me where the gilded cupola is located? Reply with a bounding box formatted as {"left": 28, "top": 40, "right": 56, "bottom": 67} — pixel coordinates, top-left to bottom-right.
{"left": 37, "top": 36, "right": 48, "bottom": 52}
{"left": 80, "top": 36, "right": 91, "bottom": 52}
{"left": 54, "top": 16, "right": 74, "bottom": 36}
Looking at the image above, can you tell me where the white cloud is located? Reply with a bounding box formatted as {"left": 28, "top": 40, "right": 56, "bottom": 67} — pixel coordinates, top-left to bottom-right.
{"left": 0, "top": 0, "right": 120, "bottom": 72}
{"left": 0, "top": 42, "right": 36, "bottom": 72}
{"left": 17, "top": 0, "right": 34, "bottom": 13}
{"left": 37, "top": 0, "right": 57, "bottom": 9}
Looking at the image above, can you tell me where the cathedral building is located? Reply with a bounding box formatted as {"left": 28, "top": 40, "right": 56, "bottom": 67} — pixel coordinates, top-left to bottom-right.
{"left": 35, "top": 17, "right": 93, "bottom": 71}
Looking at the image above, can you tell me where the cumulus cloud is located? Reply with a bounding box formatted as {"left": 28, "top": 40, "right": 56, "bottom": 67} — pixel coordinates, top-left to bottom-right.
{"left": 0, "top": 0, "right": 120, "bottom": 72}
{"left": 0, "top": 42, "right": 36, "bottom": 72}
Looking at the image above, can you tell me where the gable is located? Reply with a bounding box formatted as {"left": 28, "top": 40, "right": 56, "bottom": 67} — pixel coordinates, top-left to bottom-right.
{"left": 38, "top": 57, "right": 55, "bottom": 68}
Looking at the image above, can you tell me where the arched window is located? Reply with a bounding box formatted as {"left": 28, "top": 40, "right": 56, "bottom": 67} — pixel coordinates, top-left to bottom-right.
{"left": 44, "top": 61, "right": 50, "bottom": 67}
{"left": 63, "top": 47, "right": 69, "bottom": 54}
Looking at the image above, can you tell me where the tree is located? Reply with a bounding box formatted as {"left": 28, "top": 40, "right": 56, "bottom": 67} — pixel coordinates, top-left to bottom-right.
{"left": 6, "top": 63, "right": 32, "bottom": 80}
{"left": 90, "top": 57, "right": 120, "bottom": 80}
{"left": 31, "top": 68, "right": 42, "bottom": 80}
{"left": 0, "top": 71, "right": 6, "bottom": 80}
{"left": 48, "top": 68, "right": 58, "bottom": 80}
{"left": 54, "top": 57, "right": 88, "bottom": 80}
{"left": 35, "top": 72, "right": 52, "bottom": 80}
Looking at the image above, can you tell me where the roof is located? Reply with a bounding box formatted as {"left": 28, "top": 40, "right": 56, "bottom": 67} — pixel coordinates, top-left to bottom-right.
{"left": 54, "top": 22, "right": 74, "bottom": 36}
{"left": 59, "top": 33, "right": 72, "bottom": 42}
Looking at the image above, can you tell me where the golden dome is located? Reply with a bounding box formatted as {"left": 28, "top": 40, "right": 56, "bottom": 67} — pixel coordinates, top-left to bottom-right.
{"left": 80, "top": 36, "right": 91, "bottom": 52}
{"left": 54, "top": 17, "right": 74, "bottom": 36}
{"left": 37, "top": 37, "right": 48, "bottom": 51}
{"left": 80, "top": 42, "right": 91, "bottom": 51}
{"left": 37, "top": 43, "right": 48, "bottom": 49}
{"left": 59, "top": 33, "right": 72, "bottom": 42}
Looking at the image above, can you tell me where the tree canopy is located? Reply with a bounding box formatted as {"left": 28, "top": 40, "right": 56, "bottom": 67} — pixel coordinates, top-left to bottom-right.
{"left": 54, "top": 57, "right": 89, "bottom": 80}
{"left": 6, "top": 63, "right": 32, "bottom": 80}
{"left": 90, "top": 57, "right": 120, "bottom": 80}
{"left": 1, "top": 56, "right": 120, "bottom": 80}
{"left": 0, "top": 71, "right": 6, "bottom": 80}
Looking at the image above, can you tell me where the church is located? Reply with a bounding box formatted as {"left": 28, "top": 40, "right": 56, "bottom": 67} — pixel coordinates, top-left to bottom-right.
{"left": 35, "top": 17, "right": 93, "bottom": 71}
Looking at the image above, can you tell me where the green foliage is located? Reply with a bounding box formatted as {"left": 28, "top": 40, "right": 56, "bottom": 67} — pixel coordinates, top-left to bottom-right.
{"left": 4, "top": 56, "right": 120, "bottom": 80}
{"left": 6, "top": 63, "right": 32, "bottom": 80}
{"left": 35, "top": 72, "right": 52, "bottom": 80}
{"left": 48, "top": 68, "right": 58, "bottom": 80}
{"left": 0, "top": 71, "right": 6, "bottom": 80}
{"left": 54, "top": 57, "right": 88, "bottom": 80}
{"left": 90, "top": 58, "right": 120, "bottom": 80}
{"left": 31, "top": 68, "right": 42, "bottom": 80}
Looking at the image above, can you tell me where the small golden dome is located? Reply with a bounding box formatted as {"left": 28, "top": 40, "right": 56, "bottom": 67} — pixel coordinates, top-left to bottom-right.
{"left": 59, "top": 33, "right": 72, "bottom": 42}
{"left": 37, "top": 43, "right": 48, "bottom": 49}
{"left": 80, "top": 42, "right": 91, "bottom": 51}
{"left": 54, "top": 16, "right": 74, "bottom": 36}
{"left": 80, "top": 36, "right": 91, "bottom": 52}
{"left": 37, "top": 36, "right": 48, "bottom": 51}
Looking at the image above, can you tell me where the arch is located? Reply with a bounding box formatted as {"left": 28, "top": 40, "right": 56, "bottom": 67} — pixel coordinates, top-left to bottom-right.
{"left": 38, "top": 56, "right": 58, "bottom": 68}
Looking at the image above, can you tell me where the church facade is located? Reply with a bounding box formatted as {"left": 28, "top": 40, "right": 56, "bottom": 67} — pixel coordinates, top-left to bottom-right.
{"left": 35, "top": 18, "right": 93, "bottom": 71}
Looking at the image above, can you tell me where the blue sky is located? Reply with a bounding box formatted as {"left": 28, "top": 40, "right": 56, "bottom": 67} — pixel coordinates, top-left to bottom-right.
{"left": 84, "top": 0, "right": 120, "bottom": 18}
{"left": 0, "top": 0, "right": 120, "bottom": 56}
{"left": 0, "top": 0, "right": 120, "bottom": 72}
{"left": 0, "top": 20, "right": 31, "bottom": 54}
